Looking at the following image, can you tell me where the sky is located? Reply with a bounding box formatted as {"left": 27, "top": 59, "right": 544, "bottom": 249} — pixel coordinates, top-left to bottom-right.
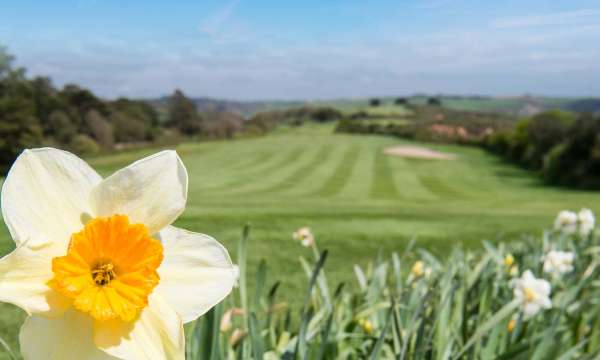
{"left": 1, "top": 0, "right": 600, "bottom": 100}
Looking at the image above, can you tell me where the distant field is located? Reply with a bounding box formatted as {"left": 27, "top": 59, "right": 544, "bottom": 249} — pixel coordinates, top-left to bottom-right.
{"left": 313, "top": 96, "right": 576, "bottom": 115}
{"left": 1, "top": 124, "right": 600, "bottom": 355}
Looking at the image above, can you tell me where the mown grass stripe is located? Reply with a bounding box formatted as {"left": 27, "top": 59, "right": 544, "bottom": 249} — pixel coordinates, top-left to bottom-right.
{"left": 189, "top": 149, "right": 275, "bottom": 183}
{"left": 258, "top": 144, "right": 334, "bottom": 194}
{"left": 369, "top": 151, "right": 400, "bottom": 199}
{"left": 417, "top": 174, "right": 465, "bottom": 200}
{"left": 313, "top": 145, "right": 361, "bottom": 197}
{"left": 400, "top": 156, "right": 466, "bottom": 200}
{"left": 215, "top": 146, "right": 306, "bottom": 193}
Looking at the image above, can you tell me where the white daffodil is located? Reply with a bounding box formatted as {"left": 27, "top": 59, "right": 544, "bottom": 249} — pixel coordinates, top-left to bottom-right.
{"left": 512, "top": 270, "right": 552, "bottom": 318}
{"left": 292, "top": 227, "right": 315, "bottom": 247}
{"left": 0, "top": 148, "right": 236, "bottom": 359}
{"left": 578, "top": 208, "right": 595, "bottom": 237}
{"left": 554, "top": 210, "right": 578, "bottom": 234}
{"left": 543, "top": 250, "right": 575, "bottom": 276}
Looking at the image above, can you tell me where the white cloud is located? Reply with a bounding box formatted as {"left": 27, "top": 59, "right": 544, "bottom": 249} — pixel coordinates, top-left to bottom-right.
{"left": 491, "top": 9, "right": 600, "bottom": 29}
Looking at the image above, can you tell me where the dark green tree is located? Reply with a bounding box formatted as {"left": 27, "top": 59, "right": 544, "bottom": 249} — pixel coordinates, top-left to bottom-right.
{"left": 0, "top": 96, "right": 43, "bottom": 173}
{"left": 166, "top": 89, "right": 203, "bottom": 135}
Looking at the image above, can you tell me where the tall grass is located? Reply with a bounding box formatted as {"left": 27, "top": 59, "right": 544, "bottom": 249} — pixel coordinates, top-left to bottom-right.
{"left": 187, "top": 223, "right": 600, "bottom": 359}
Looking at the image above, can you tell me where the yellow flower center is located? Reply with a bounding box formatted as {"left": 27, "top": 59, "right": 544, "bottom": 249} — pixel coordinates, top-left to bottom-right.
{"left": 91, "top": 262, "right": 117, "bottom": 286}
{"left": 411, "top": 261, "right": 424, "bottom": 277}
{"left": 49, "top": 215, "right": 164, "bottom": 322}
{"left": 523, "top": 287, "right": 536, "bottom": 302}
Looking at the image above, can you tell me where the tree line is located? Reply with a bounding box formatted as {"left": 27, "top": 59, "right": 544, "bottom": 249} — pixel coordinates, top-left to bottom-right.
{"left": 483, "top": 110, "right": 600, "bottom": 188}
{"left": 0, "top": 47, "right": 272, "bottom": 173}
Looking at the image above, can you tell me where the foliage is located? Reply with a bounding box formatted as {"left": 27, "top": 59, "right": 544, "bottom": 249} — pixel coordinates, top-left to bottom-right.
{"left": 336, "top": 104, "right": 512, "bottom": 144}
{"left": 69, "top": 134, "right": 100, "bottom": 155}
{"left": 0, "top": 47, "right": 263, "bottom": 173}
{"left": 167, "top": 89, "right": 204, "bottom": 135}
{"left": 185, "top": 223, "right": 600, "bottom": 359}
{"left": 0, "top": 95, "right": 43, "bottom": 174}
{"left": 370, "top": 98, "right": 381, "bottom": 107}
{"left": 245, "top": 106, "right": 342, "bottom": 130}
{"left": 427, "top": 97, "right": 441, "bottom": 106}
{"left": 542, "top": 114, "right": 600, "bottom": 188}
{"left": 483, "top": 111, "right": 600, "bottom": 188}
{"left": 201, "top": 111, "right": 244, "bottom": 139}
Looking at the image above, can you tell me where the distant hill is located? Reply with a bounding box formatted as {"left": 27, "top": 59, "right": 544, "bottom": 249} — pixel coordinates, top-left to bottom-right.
{"left": 145, "top": 95, "right": 600, "bottom": 121}
{"left": 565, "top": 98, "right": 600, "bottom": 113}
{"left": 146, "top": 96, "right": 304, "bottom": 119}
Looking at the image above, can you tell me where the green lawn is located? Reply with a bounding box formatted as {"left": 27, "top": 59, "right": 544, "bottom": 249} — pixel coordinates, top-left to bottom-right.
{"left": 1, "top": 123, "right": 599, "bottom": 356}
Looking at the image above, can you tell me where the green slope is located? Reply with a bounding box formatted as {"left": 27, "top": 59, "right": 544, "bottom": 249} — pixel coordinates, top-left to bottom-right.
{"left": 1, "top": 124, "right": 599, "bottom": 355}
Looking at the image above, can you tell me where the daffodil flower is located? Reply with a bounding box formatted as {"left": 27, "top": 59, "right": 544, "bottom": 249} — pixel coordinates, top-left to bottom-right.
{"left": 504, "top": 254, "right": 514, "bottom": 267}
{"left": 542, "top": 250, "right": 575, "bottom": 276}
{"left": 578, "top": 208, "right": 595, "bottom": 237}
{"left": 554, "top": 210, "right": 578, "bottom": 234}
{"left": 0, "top": 148, "right": 236, "bottom": 359}
{"left": 292, "top": 227, "right": 314, "bottom": 247}
{"left": 512, "top": 270, "right": 551, "bottom": 318}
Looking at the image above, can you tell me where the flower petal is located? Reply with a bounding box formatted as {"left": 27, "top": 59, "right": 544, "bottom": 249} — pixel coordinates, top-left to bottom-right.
{"left": 91, "top": 150, "right": 187, "bottom": 235}
{"left": 19, "top": 308, "right": 117, "bottom": 360}
{"left": 0, "top": 243, "right": 70, "bottom": 316}
{"left": 1, "top": 148, "right": 101, "bottom": 248}
{"left": 155, "top": 226, "right": 235, "bottom": 323}
{"left": 93, "top": 293, "right": 184, "bottom": 360}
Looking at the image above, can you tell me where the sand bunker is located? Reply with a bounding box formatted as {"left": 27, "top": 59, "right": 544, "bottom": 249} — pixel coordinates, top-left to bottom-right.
{"left": 383, "top": 145, "right": 457, "bottom": 160}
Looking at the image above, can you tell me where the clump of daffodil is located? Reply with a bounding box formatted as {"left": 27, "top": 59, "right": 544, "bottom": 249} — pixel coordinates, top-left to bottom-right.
{"left": 554, "top": 209, "right": 596, "bottom": 236}
{"left": 358, "top": 318, "right": 374, "bottom": 335}
{"left": 554, "top": 210, "right": 578, "bottom": 234}
{"left": 292, "top": 226, "right": 315, "bottom": 247}
{"left": 542, "top": 250, "right": 575, "bottom": 277}
{"left": 511, "top": 270, "right": 552, "bottom": 318}
{"left": 0, "top": 148, "right": 236, "bottom": 359}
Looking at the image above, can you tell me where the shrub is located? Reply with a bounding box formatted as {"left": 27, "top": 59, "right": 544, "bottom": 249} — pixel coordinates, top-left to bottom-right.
{"left": 369, "top": 98, "right": 381, "bottom": 107}
{"left": 111, "top": 111, "right": 148, "bottom": 143}
{"left": 85, "top": 110, "right": 114, "bottom": 149}
{"left": 69, "top": 134, "right": 100, "bottom": 155}
{"left": 47, "top": 110, "right": 77, "bottom": 144}
{"left": 522, "top": 110, "right": 575, "bottom": 168}
{"left": 541, "top": 113, "right": 600, "bottom": 188}
{"left": 201, "top": 111, "right": 244, "bottom": 139}
{"left": 427, "top": 97, "right": 442, "bottom": 106}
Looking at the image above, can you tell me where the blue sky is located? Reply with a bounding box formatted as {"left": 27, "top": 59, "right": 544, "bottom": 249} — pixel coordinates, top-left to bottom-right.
{"left": 2, "top": 0, "right": 600, "bottom": 99}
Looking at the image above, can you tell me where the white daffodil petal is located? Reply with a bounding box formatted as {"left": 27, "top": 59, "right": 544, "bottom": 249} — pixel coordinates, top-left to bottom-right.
{"left": 523, "top": 302, "right": 541, "bottom": 317}
{"left": 156, "top": 226, "right": 235, "bottom": 323}
{"left": 20, "top": 308, "right": 117, "bottom": 360}
{"left": 0, "top": 243, "right": 70, "bottom": 316}
{"left": 93, "top": 294, "right": 184, "bottom": 360}
{"left": 1, "top": 148, "right": 101, "bottom": 248}
{"left": 91, "top": 150, "right": 187, "bottom": 234}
